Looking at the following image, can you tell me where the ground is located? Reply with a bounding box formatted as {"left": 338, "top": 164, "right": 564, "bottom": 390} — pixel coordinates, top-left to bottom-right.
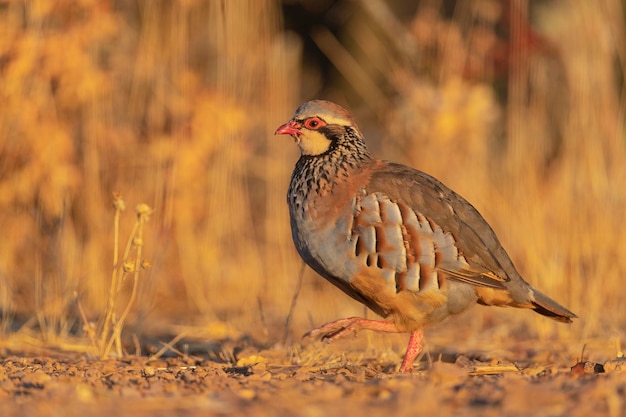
{"left": 1, "top": 331, "right": 624, "bottom": 417}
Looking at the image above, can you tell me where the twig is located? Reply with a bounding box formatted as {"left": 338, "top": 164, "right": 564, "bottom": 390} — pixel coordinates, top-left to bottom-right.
{"left": 148, "top": 332, "right": 188, "bottom": 362}
{"left": 282, "top": 261, "right": 305, "bottom": 345}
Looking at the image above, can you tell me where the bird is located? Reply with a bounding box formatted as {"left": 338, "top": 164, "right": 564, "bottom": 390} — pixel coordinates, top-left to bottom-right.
{"left": 275, "top": 99, "right": 576, "bottom": 372}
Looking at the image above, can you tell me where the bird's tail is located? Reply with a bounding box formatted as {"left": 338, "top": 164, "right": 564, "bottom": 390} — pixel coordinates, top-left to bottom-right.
{"left": 531, "top": 289, "right": 577, "bottom": 323}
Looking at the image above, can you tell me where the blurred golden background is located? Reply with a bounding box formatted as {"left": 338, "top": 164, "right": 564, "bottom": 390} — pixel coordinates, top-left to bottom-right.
{"left": 0, "top": 0, "right": 624, "bottom": 357}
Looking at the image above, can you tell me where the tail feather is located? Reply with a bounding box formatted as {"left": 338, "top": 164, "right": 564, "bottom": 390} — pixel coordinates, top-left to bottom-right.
{"left": 531, "top": 289, "right": 577, "bottom": 323}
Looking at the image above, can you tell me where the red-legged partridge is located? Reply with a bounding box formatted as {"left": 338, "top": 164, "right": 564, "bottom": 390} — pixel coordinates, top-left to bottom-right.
{"left": 275, "top": 100, "right": 576, "bottom": 372}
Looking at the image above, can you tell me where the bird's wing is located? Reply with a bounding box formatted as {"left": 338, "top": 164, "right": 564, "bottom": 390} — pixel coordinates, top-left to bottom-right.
{"left": 363, "top": 161, "right": 521, "bottom": 289}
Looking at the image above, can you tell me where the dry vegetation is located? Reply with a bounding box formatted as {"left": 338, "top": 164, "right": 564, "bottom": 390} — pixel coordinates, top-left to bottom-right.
{"left": 0, "top": 0, "right": 625, "bottom": 416}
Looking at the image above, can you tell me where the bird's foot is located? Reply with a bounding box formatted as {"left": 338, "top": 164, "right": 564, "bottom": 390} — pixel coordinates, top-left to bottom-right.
{"left": 304, "top": 318, "right": 423, "bottom": 373}
{"left": 304, "top": 317, "right": 398, "bottom": 343}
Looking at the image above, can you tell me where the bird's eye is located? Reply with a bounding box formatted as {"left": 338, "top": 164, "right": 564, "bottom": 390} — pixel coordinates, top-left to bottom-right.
{"left": 304, "top": 117, "right": 325, "bottom": 130}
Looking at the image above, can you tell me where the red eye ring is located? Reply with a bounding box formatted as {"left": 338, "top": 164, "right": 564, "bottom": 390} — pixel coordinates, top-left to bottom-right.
{"left": 303, "top": 117, "right": 325, "bottom": 130}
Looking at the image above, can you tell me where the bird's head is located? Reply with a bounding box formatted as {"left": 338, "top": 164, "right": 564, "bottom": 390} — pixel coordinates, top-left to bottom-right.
{"left": 275, "top": 100, "right": 365, "bottom": 156}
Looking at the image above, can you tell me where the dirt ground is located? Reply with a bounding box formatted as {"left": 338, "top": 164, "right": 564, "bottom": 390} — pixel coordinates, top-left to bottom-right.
{"left": 1, "top": 332, "right": 625, "bottom": 417}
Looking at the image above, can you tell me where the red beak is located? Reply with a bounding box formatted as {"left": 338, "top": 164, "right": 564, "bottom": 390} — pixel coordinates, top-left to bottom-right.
{"left": 275, "top": 120, "right": 302, "bottom": 136}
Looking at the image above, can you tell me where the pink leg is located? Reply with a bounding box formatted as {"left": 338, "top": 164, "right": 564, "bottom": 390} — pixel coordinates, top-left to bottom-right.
{"left": 399, "top": 330, "right": 423, "bottom": 373}
{"left": 305, "top": 317, "right": 424, "bottom": 373}
{"left": 304, "top": 317, "right": 398, "bottom": 342}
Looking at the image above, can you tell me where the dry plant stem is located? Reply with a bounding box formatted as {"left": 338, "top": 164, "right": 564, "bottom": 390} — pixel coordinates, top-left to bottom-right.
{"left": 282, "top": 261, "right": 306, "bottom": 345}
{"left": 96, "top": 196, "right": 151, "bottom": 359}
{"left": 148, "top": 332, "right": 188, "bottom": 362}
{"left": 104, "top": 207, "right": 150, "bottom": 358}
{"left": 156, "top": 343, "right": 194, "bottom": 362}
{"left": 97, "top": 196, "right": 124, "bottom": 355}
{"left": 75, "top": 292, "right": 96, "bottom": 348}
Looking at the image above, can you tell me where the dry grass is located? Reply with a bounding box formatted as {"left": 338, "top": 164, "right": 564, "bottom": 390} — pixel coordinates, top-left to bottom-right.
{"left": 0, "top": 0, "right": 624, "bottom": 365}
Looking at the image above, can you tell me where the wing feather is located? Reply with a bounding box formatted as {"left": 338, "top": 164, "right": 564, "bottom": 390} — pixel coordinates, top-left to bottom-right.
{"left": 362, "top": 162, "right": 531, "bottom": 299}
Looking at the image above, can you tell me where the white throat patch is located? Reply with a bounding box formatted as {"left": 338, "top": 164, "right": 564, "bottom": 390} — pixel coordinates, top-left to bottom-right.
{"left": 297, "top": 130, "right": 332, "bottom": 156}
